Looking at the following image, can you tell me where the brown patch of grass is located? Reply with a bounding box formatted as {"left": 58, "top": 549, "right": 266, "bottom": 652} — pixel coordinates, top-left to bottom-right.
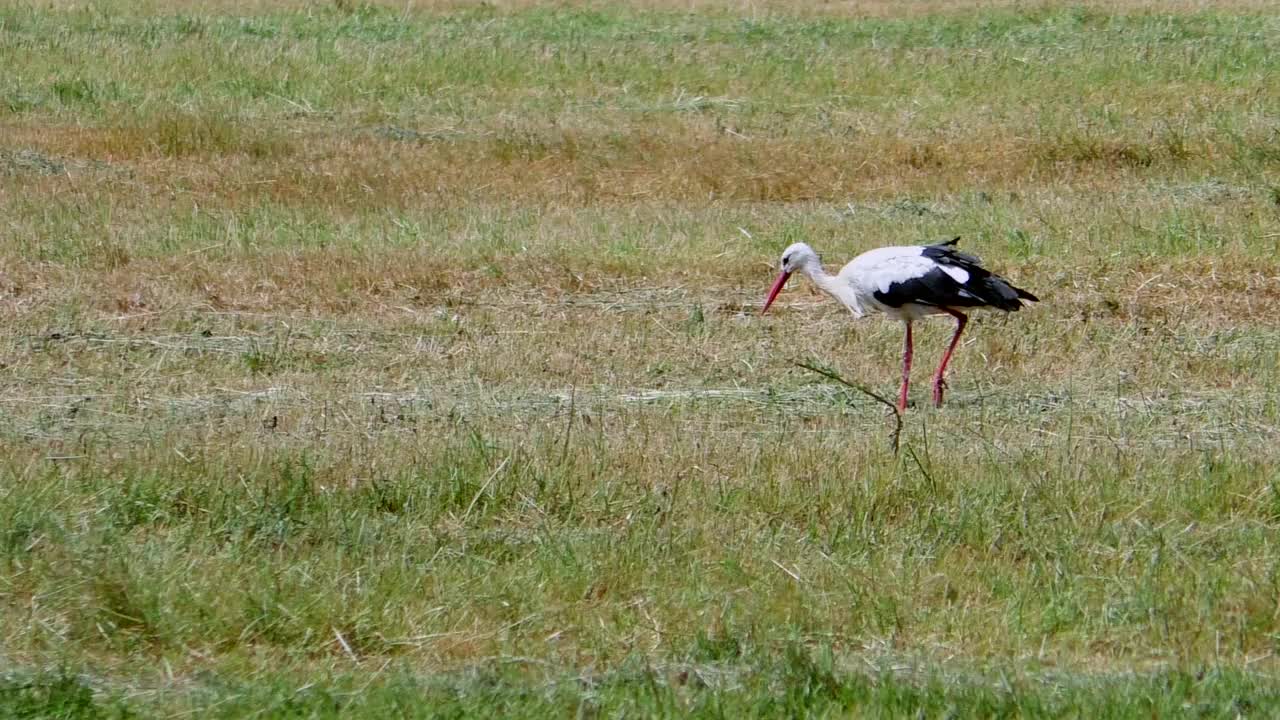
{"left": 144, "top": 112, "right": 297, "bottom": 160}
{"left": 1030, "top": 132, "right": 1213, "bottom": 171}
{"left": 3, "top": 120, "right": 1212, "bottom": 208}
{"left": 6, "top": 248, "right": 1280, "bottom": 325}
{"left": 47, "top": 113, "right": 299, "bottom": 161}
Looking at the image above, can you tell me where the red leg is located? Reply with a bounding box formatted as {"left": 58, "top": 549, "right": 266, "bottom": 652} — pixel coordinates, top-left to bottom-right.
{"left": 898, "top": 322, "right": 913, "bottom": 413}
{"left": 932, "top": 310, "right": 968, "bottom": 408}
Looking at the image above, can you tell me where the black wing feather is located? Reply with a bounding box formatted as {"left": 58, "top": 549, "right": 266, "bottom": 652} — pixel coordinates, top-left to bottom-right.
{"left": 873, "top": 237, "right": 1038, "bottom": 311}
{"left": 873, "top": 268, "right": 989, "bottom": 309}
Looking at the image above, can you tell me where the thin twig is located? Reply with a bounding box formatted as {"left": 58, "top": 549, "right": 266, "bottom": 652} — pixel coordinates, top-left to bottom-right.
{"left": 176, "top": 241, "right": 227, "bottom": 259}
{"left": 905, "top": 445, "right": 937, "bottom": 492}
{"left": 333, "top": 627, "right": 358, "bottom": 663}
{"left": 461, "top": 457, "right": 510, "bottom": 521}
{"left": 558, "top": 385, "right": 576, "bottom": 466}
{"left": 770, "top": 559, "right": 804, "bottom": 583}
{"left": 795, "top": 360, "right": 902, "bottom": 455}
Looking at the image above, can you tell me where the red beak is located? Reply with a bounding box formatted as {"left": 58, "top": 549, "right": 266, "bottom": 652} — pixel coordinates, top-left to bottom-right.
{"left": 761, "top": 271, "right": 792, "bottom": 315}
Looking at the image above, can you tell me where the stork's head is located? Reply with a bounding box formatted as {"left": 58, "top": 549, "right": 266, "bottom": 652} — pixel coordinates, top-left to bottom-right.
{"left": 762, "top": 242, "right": 819, "bottom": 314}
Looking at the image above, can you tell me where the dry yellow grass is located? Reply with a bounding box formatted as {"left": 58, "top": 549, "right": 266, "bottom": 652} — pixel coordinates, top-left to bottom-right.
{"left": 4, "top": 118, "right": 1270, "bottom": 209}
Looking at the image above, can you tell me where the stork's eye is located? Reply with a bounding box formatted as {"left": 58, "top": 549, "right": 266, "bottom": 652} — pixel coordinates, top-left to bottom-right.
{"left": 782, "top": 254, "right": 791, "bottom": 266}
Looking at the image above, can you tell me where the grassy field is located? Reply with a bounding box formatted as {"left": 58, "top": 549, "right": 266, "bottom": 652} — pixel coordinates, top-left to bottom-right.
{"left": 3, "top": 0, "right": 1280, "bottom": 716}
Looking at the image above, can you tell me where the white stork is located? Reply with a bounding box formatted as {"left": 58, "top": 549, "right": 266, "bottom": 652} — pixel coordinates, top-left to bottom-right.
{"left": 761, "top": 238, "right": 1038, "bottom": 412}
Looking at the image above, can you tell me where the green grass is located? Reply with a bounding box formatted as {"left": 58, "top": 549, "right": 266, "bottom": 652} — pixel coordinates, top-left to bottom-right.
{"left": 2, "top": 0, "right": 1280, "bottom": 716}
{"left": 4, "top": 663, "right": 1278, "bottom": 718}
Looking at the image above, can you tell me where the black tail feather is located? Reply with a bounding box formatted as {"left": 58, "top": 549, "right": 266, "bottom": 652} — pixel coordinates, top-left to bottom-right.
{"left": 922, "top": 236, "right": 1038, "bottom": 311}
{"left": 977, "top": 276, "right": 1038, "bottom": 311}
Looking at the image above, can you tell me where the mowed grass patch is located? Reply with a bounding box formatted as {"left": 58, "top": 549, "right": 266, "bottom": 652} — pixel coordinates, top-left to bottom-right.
{"left": 2, "top": 0, "right": 1280, "bottom": 716}
{"left": 2, "top": 664, "right": 1279, "bottom": 719}
{"left": 2, "top": 185, "right": 1277, "bottom": 275}
{"left": 2, "top": 4, "right": 1279, "bottom": 206}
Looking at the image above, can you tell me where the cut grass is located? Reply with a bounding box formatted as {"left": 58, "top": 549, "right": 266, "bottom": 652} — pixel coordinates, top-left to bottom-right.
{"left": 4, "top": 662, "right": 1279, "bottom": 718}
{"left": 2, "top": 0, "right": 1280, "bottom": 716}
{"left": 3, "top": 4, "right": 1279, "bottom": 208}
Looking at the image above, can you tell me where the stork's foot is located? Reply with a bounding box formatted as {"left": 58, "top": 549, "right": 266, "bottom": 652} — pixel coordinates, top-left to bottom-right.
{"left": 931, "top": 377, "right": 948, "bottom": 408}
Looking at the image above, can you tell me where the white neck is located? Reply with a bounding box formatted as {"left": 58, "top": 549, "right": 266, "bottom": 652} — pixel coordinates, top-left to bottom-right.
{"left": 798, "top": 256, "right": 865, "bottom": 317}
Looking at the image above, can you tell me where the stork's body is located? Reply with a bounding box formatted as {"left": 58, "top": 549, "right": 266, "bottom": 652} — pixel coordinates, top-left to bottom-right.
{"left": 762, "top": 238, "right": 1038, "bottom": 411}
